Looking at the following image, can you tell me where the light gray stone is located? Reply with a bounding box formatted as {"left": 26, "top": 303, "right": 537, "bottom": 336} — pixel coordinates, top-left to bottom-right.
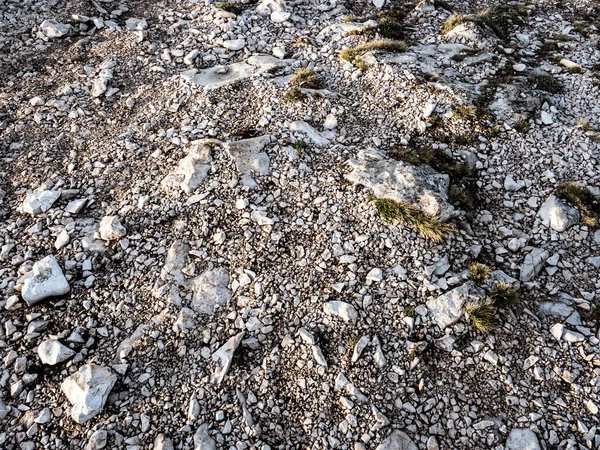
{"left": 86, "top": 429, "right": 108, "bottom": 450}
{"left": 506, "top": 429, "right": 541, "bottom": 450}
{"left": 426, "top": 282, "right": 484, "bottom": 330}
{"left": 345, "top": 149, "right": 455, "bottom": 221}
{"left": 520, "top": 248, "right": 550, "bottom": 282}
{"left": 211, "top": 332, "right": 244, "bottom": 384}
{"left": 22, "top": 190, "right": 61, "bottom": 215}
{"left": 190, "top": 268, "right": 231, "bottom": 315}
{"left": 376, "top": 430, "right": 418, "bottom": 450}
{"left": 226, "top": 135, "right": 273, "bottom": 188}
{"left": 323, "top": 301, "right": 358, "bottom": 324}
{"left": 21, "top": 255, "right": 70, "bottom": 306}
{"left": 61, "top": 364, "right": 117, "bottom": 424}
{"left": 161, "top": 141, "right": 213, "bottom": 195}
{"left": 193, "top": 424, "right": 216, "bottom": 450}
{"left": 99, "top": 216, "right": 126, "bottom": 241}
{"left": 537, "top": 195, "right": 579, "bottom": 231}
{"left": 40, "top": 19, "right": 71, "bottom": 38}
{"left": 38, "top": 339, "right": 75, "bottom": 365}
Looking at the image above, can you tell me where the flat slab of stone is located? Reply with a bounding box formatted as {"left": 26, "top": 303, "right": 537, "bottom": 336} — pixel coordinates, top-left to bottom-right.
{"left": 61, "top": 364, "right": 117, "bottom": 424}
{"left": 190, "top": 268, "right": 231, "bottom": 315}
{"left": 345, "top": 149, "right": 455, "bottom": 220}
{"left": 506, "top": 428, "right": 541, "bottom": 450}
{"left": 21, "top": 255, "right": 70, "bottom": 306}
{"left": 22, "top": 190, "right": 61, "bottom": 215}
{"left": 376, "top": 430, "right": 418, "bottom": 450}
{"left": 427, "top": 281, "right": 484, "bottom": 330}
{"left": 162, "top": 141, "right": 213, "bottom": 195}
{"left": 226, "top": 135, "right": 273, "bottom": 188}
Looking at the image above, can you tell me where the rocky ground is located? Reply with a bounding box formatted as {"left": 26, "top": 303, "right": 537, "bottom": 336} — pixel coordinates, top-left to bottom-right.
{"left": 1, "top": 0, "right": 600, "bottom": 449}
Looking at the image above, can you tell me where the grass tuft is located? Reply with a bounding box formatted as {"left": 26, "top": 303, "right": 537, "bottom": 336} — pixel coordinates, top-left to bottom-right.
{"left": 443, "top": 14, "right": 465, "bottom": 34}
{"left": 372, "top": 197, "right": 452, "bottom": 243}
{"left": 555, "top": 182, "right": 600, "bottom": 227}
{"left": 377, "top": 7, "right": 404, "bottom": 39}
{"left": 466, "top": 300, "right": 498, "bottom": 332}
{"left": 215, "top": 2, "right": 242, "bottom": 14}
{"left": 442, "top": 9, "right": 506, "bottom": 38}
{"left": 469, "top": 263, "right": 491, "bottom": 284}
{"left": 489, "top": 282, "right": 519, "bottom": 308}
{"left": 290, "top": 68, "right": 320, "bottom": 89}
{"left": 340, "top": 39, "right": 406, "bottom": 68}
{"left": 528, "top": 74, "right": 562, "bottom": 93}
{"left": 284, "top": 87, "right": 307, "bottom": 102}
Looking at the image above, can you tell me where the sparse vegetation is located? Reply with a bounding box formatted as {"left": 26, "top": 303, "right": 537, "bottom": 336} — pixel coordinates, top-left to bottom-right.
{"left": 290, "top": 68, "right": 320, "bottom": 89}
{"left": 442, "top": 14, "right": 465, "bottom": 34}
{"left": 466, "top": 300, "right": 498, "bottom": 332}
{"left": 389, "top": 145, "right": 472, "bottom": 179}
{"left": 528, "top": 74, "right": 562, "bottom": 93}
{"left": 377, "top": 7, "right": 404, "bottom": 39}
{"left": 489, "top": 283, "right": 519, "bottom": 308}
{"left": 514, "top": 119, "right": 530, "bottom": 133}
{"left": 371, "top": 196, "right": 452, "bottom": 243}
{"left": 442, "top": 7, "right": 512, "bottom": 39}
{"left": 556, "top": 182, "right": 600, "bottom": 227}
{"left": 284, "top": 87, "right": 307, "bottom": 102}
{"left": 449, "top": 185, "right": 475, "bottom": 212}
{"left": 340, "top": 39, "right": 406, "bottom": 68}
{"left": 215, "top": 2, "right": 242, "bottom": 15}
{"left": 453, "top": 105, "right": 478, "bottom": 120}
{"left": 577, "top": 118, "right": 594, "bottom": 132}
{"left": 403, "top": 306, "right": 416, "bottom": 317}
{"left": 469, "top": 263, "right": 492, "bottom": 284}
{"left": 292, "top": 140, "right": 307, "bottom": 155}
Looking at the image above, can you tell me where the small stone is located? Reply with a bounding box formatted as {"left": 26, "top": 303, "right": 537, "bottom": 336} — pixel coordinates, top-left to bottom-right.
{"left": 99, "top": 216, "right": 126, "bottom": 241}
{"left": 537, "top": 195, "right": 579, "bottom": 231}
{"left": 40, "top": 19, "right": 71, "bottom": 38}
{"left": 506, "top": 428, "right": 541, "bottom": 450}
{"left": 86, "top": 429, "right": 108, "bottom": 450}
{"left": 323, "top": 301, "right": 358, "bottom": 324}
{"left": 38, "top": 339, "right": 75, "bottom": 365}
{"left": 21, "top": 255, "right": 70, "bottom": 306}
{"left": 22, "top": 190, "right": 61, "bottom": 215}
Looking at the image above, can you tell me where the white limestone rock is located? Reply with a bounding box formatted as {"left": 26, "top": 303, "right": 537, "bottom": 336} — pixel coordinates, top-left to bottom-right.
{"left": 40, "top": 19, "right": 71, "bottom": 38}
{"left": 86, "top": 429, "right": 108, "bottom": 450}
{"left": 61, "top": 364, "right": 117, "bottom": 424}
{"left": 211, "top": 332, "right": 244, "bottom": 384}
{"left": 223, "top": 39, "right": 246, "bottom": 51}
{"left": 99, "top": 216, "right": 126, "bottom": 241}
{"left": 226, "top": 135, "right": 273, "bottom": 188}
{"left": 537, "top": 195, "right": 579, "bottom": 231}
{"left": 21, "top": 255, "right": 70, "bottom": 306}
{"left": 38, "top": 339, "right": 75, "bottom": 365}
{"left": 345, "top": 149, "right": 456, "bottom": 221}
{"left": 22, "top": 190, "right": 61, "bottom": 215}
{"left": 506, "top": 429, "right": 541, "bottom": 450}
{"left": 520, "top": 248, "right": 550, "bottom": 282}
{"left": 426, "top": 282, "right": 484, "bottom": 330}
{"left": 190, "top": 268, "right": 231, "bottom": 315}
{"left": 376, "top": 430, "right": 418, "bottom": 450}
{"left": 194, "top": 424, "right": 216, "bottom": 450}
{"left": 323, "top": 301, "right": 358, "bottom": 324}
{"left": 161, "top": 141, "right": 213, "bottom": 195}
{"left": 290, "top": 120, "right": 333, "bottom": 146}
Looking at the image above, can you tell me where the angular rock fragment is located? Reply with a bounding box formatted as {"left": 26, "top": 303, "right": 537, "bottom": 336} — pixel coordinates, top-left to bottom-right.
{"left": 537, "top": 195, "right": 579, "bottom": 231}
{"left": 38, "top": 339, "right": 75, "bottom": 365}
{"left": 520, "top": 248, "right": 550, "bottom": 282}
{"left": 61, "top": 364, "right": 117, "bottom": 423}
{"left": 290, "top": 120, "right": 333, "bottom": 146}
{"left": 505, "top": 428, "right": 541, "bottom": 450}
{"left": 211, "top": 332, "right": 244, "bottom": 384}
{"left": 193, "top": 424, "right": 216, "bottom": 450}
{"left": 345, "top": 149, "right": 456, "bottom": 220}
{"left": 161, "top": 141, "right": 213, "bottom": 195}
{"left": 22, "top": 190, "right": 61, "bottom": 215}
{"left": 21, "top": 255, "right": 70, "bottom": 306}
{"left": 99, "top": 216, "right": 126, "bottom": 241}
{"left": 190, "top": 268, "right": 231, "bottom": 315}
{"left": 376, "top": 430, "right": 418, "bottom": 450}
{"left": 226, "top": 135, "right": 273, "bottom": 188}
{"left": 154, "top": 434, "right": 174, "bottom": 450}
{"left": 161, "top": 240, "right": 189, "bottom": 283}
{"left": 335, "top": 372, "right": 367, "bottom": 403}
{"left": 426, "top": 282, "right": 484, "bottom": 330}
{"left": 40, "top": 19, "right": 71, "bottom": 38}
{"left": 86, "top": 429, "right": 108, "bottom": 450}
{"left": 323, "top": 301, "right": 358, "bottom": 324}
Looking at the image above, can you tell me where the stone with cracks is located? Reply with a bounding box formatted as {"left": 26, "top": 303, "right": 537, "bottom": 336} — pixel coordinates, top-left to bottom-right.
{"left": 323, "top": 301, "right": 358, "bottom": 324}
{"left": 38, "top": 339, "right": 75, "bottom": 365}
{"left": 506, "top": 429, "right": 541, "bottom": 450}
{"left": 211, "top": 332, "right": 244, "bottom": 384}
{"left": 426, "top": 282, "right": 484, "bottom": 330}
{"left": 61, "top": 364, "right": 117, "bottom": 424}
{"left": 182, "top": 55, "right": 293, "bottom": 89}
{"left": 226, "top": 135, "right": 273, "bottom": 188}
{"left": 537, "top": 195, "right": 579, "bottom": 231}
{"left": 194, "top": 424, "right": 216, "bottom": 450}
{"left": 85, "top": 429, "right": 108, "bottom": 450}
{"left": 40, "top": 19, "right": 71, "bottom": 38}
{"left": 520, "top": 248, "right": 550, "bottom": 282}
{"left": 161, "top": 141, "right": 213, "bottom": 195}
{"left": 21, "top": 255, "right": 70, "bottom": 306}
{"left": 99, "top": 216, "right": 126, "bottom": 241}
{"left": 376, "top": 430, "right": 418, "bottom": 450}
{"left": 190, "top": 268, "right": 231, "bottom": 315}
{"left": 345, "top": 149, "right": 456, "bottom": 221}
{"left": 22, "top": 190, "right": 61, "bottom": 215}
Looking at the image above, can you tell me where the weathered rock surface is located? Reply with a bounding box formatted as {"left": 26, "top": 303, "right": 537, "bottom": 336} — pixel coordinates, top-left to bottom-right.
{"left": 211, "top": 332, "right": 244, "bottom": 384}
{"left": 537, "top": 195, "right": 579, "bottom": 231}
{"left": 226, "top": 135, "right": 273, "bottom": 188}
{"left": 345, "top": 149, "right": 455, "bottom": 220}
{"left": 99, "top": 216, "right": 126, "bottom": 241}
{"left": 190, "top": 268, "right": 231, "bottom": 315}
{"left": 61, "top": 364, "right": 117, "bottom": 423}
{"left": 376, "top": 430, "right": 418, "bottom": 450}
{"left": 427, "top": 282, "right": 484, "bottom": 330}
{"left": 38, "top": 339, "right": 75, "bottom": 365}
{"left": 520, "top": 248, "right": 550, "bottom": 282}
{"left": 161, "top": 141, "right": 213, "bottom": 195}
{"left": 21, "top": 255, "right": 70, "bottom": 306}
{"left": 505, "top": 428, "right": 541, "bottom": 450}
{"left": 22, "top": 190, "right": 61, "bottom": 215}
